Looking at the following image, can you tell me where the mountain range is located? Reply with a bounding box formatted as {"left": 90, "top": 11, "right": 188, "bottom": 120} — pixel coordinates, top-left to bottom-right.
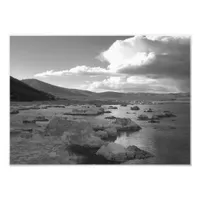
{"left": 10, "top": 76, "right": 190, "bottom": 102}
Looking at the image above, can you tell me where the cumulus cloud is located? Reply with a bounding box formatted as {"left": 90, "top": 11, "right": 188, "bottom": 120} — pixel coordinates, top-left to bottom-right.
{"left": 68, "top": 65, "right": 109, "bottom": 75}
{"left": 34, "top": 70, "right": 68, "bottom": 77}
{"left": 34, "top": 65, "right": 111, "bottom": 77}
{"left": 35, "top": 35, "right": 190, "bottom": 79}
{"left": 99, "top": 35, "right": 190, "bottom": 79}
{"left": 34, "top": 35, "right": 190, "bottom": 92}
{"left": 82, "top": 76, "right": 182, "bottom": 93}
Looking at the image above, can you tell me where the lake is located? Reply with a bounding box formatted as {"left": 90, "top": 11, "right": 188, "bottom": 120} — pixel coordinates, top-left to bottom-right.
{"left": 10, "top": 102, "right": 190, "bottom": 164}
{"left": 97, "top": 103, "right": 190, "bottom": 164}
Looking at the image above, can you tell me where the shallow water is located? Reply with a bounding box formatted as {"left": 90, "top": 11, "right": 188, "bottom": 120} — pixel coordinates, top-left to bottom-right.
{"left": 60, "top": 103, "right": 190, "bottom": 164}
{"left": 11, "top": 102, "right": 190, "bottom": 164}
{"left": 99, "top": 103, "right": 190, "bottom": 164}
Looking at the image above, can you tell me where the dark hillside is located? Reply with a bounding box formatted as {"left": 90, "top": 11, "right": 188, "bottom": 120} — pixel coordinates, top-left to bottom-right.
{"left": 10, "top": 76, "right": 55, "bottom": 101}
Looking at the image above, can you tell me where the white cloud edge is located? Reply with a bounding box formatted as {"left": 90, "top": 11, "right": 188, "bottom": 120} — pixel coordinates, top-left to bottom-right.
{"left": 34, "top": 35, "right": 190, "bottom": 93}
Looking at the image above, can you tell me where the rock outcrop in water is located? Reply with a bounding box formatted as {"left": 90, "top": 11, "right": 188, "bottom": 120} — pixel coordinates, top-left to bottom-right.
{"left": 108, "top": 106, "right": 118, "bottom": 109}
{"left": 96, "top": 143, "right": 154, "bottom": 163}
{"left": 23, "top": 119, "right": 36, "bottom": 124}
{"left": 64, "top": 105, "right": 104, "bottom": 116}
{"left": 35, "top": 116, "right": 49, "bottom": 122}
{"left": 104, "top": 127, "right": 118, "bottom": 137}
{"left": 163, "top": 111, "right": 176, "bottom": 117}
{"left": 46, "top": 117, "right": 93, "bottom": 136}
{"left": 93, "top": 127, "right": 118, "bottom": 139}
{"left": 120, "top": 103, "right": 127, "bottom": 107}
{"left": 131, "top": 106, "right": 140, "bottom": 110}
{"left": 105, "top": 116, "right": 116, "bottom": 120}
{"left": 104, "top": 110, "right": 112, "bottom": 113}
{"left": 92, "top": 124, "right": 109, "bottom": 131}
{"left": 45, "top": 117, "right": 107, "bottom": 151}
{"left": 112, "top": 117, "right": 141, "bottom": 132}
{"left": 148, "top": 119, "right": 160, "bottom": 123}
{"left": 154, "top": 111, "right": 176, "bottom": 118}
{"left": 96, "top": 143, "right": 126, "bottom": 162}
{"left": 137, "top": 114, "right": 149, "bottom": 121}
{"left": 92, "top": 117, "right": 141, "bottom": 132}
{"left": 68, "top": 134, "right": 106, "bottom": 150}
{"left": 126, "top": 145, "right": 154, "bottom": 159}
{"left": 144, "top": 108, "right": 153, "bottom": 112}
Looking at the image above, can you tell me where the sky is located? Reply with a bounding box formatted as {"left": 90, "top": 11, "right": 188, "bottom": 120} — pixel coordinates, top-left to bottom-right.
{"left": 10, "top": 35, "right": 190, "bottom": 93}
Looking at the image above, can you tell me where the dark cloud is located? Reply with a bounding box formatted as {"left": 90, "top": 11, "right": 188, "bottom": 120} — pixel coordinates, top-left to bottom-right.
{"left": 118, "top": 53, "right": 190, "bottom": 79}
{"left": 100, "top": 35, "right": 191, "bottom": 92}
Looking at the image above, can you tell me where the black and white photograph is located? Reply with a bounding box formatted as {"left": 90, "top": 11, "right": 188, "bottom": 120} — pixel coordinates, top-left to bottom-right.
{"left": 1, "top": 0, "right": 200, "bottom": 200}
{"left": 10, "top": 35, "right": 190, "bottom": 164}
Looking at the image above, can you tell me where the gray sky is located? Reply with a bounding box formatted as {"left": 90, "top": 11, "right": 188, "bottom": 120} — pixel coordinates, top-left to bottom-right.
{"left": 10, "top": 35, "right": 190, "bottom": 93}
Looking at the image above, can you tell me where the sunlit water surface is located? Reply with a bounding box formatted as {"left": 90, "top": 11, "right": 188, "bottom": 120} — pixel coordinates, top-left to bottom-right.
{"left": 95, "top": 103, "right": 190, "bottom": 164}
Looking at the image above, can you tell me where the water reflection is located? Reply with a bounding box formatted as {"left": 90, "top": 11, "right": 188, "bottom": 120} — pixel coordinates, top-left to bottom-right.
{"left": 97, "top": 103, "right": 190, "bottom": 164}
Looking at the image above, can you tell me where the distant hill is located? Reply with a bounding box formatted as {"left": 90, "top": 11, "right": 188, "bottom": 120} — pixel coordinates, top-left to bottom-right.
{"left": 10, "top": 76, "right": 55, "bottom": 101}
{"left": 22, "top": 79, "right": 94, "bottom": 99}
{"left": 90, "top": 92, "right": 183, "bottom": 101}
{"left": 92, "top": 91, "right": 124, "bottom": 99}
{"left": 21, "top": 78, "right": 190, "bottom": 102}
